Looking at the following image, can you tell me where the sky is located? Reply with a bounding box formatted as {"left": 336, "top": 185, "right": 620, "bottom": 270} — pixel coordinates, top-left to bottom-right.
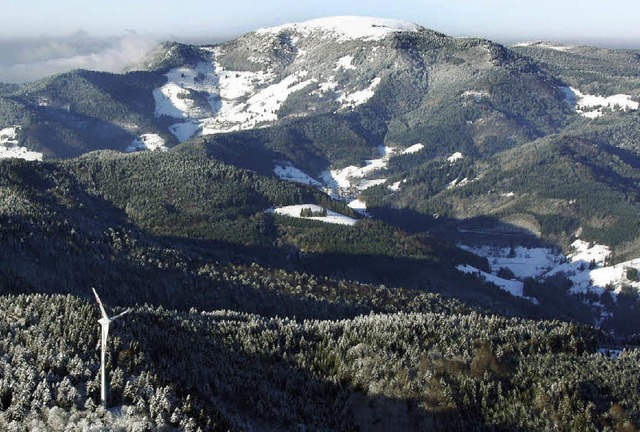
{"left": 0, "top": 0, "right": 638, "bottom": 82}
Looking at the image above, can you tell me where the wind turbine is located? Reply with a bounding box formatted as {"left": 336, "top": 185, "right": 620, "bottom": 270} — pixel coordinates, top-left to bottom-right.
{"left": 92, "top": 288, "right": 131, "bottom": 408}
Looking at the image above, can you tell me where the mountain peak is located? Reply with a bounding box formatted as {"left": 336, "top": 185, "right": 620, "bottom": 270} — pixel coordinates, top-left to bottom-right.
{"left": 255, "top": 16, "right": 422, "bottom": 42}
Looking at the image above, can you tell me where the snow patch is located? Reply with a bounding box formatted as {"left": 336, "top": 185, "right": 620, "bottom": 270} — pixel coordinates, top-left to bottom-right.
{"left": 402, "top": 143, "right": 424, "bottom": 154}
{"left": 256, "top": 16, "right": 421, "bottom": 42}
{"left": 348, "top": 199, "right": 370, "bottom": 216}
{"left": 337, "top": 77, "right": 381, "bottom": 109}
{"left": 153, "top": 48, "right": 321, "bottom": 139}
{"left": 388, "top": 180, "right": 402, "bottom": 191}
{"left": 448, "top": 177, "right": 469, "bottom": 189}
{"left": 447, "top": 152, "right": 463, "bottom": 163}
{"left": 273, "top": 164, "right": 323, "bottom": 188}
{"left": 461, "top": 239, "right": 640, "bottom": 321}
{"left": 335, "top": 55, "right": 357, "bottom": 71}
{"left": 457, "top": 264, "right": 525, "bottom": 297}
{"left": 268, "top": 204, "right": 357, "bottom": 226}
{"left": 447, "top": 177, "right": 469, "bottom": 189}
{"left": 202, "top": 67, "right": 315, "bottom": 135}
{"left": 462, "top": 90, "right": 489, "bottom": 102}
{"left": 0, "top": 127, "right": 42, "bottom": 161}
{"left": 466, "top": 239, "right": 639, "bottom": 298}
{"left": 459, "top": 245, "right": 565, "bottom": 280}
{"left": 562, "top": 87, "right": 638, "bottom": 118}
{"left": 315, "top": 78, "right": 339, "bottom": 94}
{"left": 513, "top": 42, "right": 573, "bottom": 51}
{"left": 153, "top": 62, "right": 220, "bottom": 121}
{"left": 551, "top": 239, "right": 640, "bottom": 297}
{"left": 356, "top": 178, "right": 387, "bottom": 190}
{"left": 348, "top": 199, "right": 367, "bottom": 211}
{"left": 568, "top": 239, "right": 610, "bottom": 265}
{"left": 125, "top": 134, "right": 167, "bottom": 153}
{"left": 322, "top": 146, "right": 394, "bottom": 196}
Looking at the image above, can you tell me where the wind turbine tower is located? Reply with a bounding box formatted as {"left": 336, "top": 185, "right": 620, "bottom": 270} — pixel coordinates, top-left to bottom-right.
{"left": 92, "top": 288, "right": 131, "bottom": 408}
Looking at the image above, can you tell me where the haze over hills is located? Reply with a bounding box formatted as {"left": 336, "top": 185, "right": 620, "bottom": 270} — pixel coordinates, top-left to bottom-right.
{"left": 0, "top": 16, "right": 639, "bottom": 430}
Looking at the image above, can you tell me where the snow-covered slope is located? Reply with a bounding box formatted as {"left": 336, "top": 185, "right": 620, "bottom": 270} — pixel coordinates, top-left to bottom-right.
{"left": 267, "top": 204, "right": 357, "bottom": 226}
{"left": 151, "top": 17, "right": 427, "bottom": 142}
{"left": 273, "top": 164, "right": 323, "bottom": 188}
{"left": 512, "top": 41, "right": 574, "bottom": 52}
{"left": 546, "top": 240, "right": 640, "bottom": 296}
{"left": 125, "top": 134, "right": 168, "bottom": 152}
{"left": 402, "top": 143, "right": 424, "bottom": 154}
{"left": 0, "top": 127, "right": 42, "bottom": 161}
{"left": 457, "top": 264, "right": 525, "bottom": 298}
{"left": 459, "top": 244, "right": 565, "bottom": 280}
{"left": 321, "top": 146, "right": 394, "bottom": 197}
{"left": 462, "top": 240, "right": 640, "bottom": 299}
{"left": 256, "top": 16, "right": 421, "bottom": 42}
{"left": 561, "top": 87, "right": 638, "bottom": 118}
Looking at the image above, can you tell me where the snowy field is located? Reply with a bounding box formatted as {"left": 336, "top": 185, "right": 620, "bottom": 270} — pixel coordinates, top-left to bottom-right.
{"left": 456, "top": 264, "right": 525, "bottom": 297}
{"left": 460, "top": 240, "right": 640, "bottom": 300}
{"left": 459, "top": 245, "right": 565, "bottom": 280}
{"left": 267, "top": 204, "right": 357, "bottom": 226}
{"left": 347, "top": 199, "right": 369, "bottom": 216}
{"left": 388, "top": 180, "right": 402, "bottom": 191}
{"left": 513, "top": 41, "right": 574, "bottom": 52}
{"left": 273, "top": 143, "right": 443, "bottom": 213}
{"left": 335, "top": 55, "right": 357, "bottom": 71}
{"left": 321, "top": 146, "right": 394, "bottom": 195}
{"left": 402, "top": 143, "right": 424, "bottom": 154}
{"left": 125, "top": 134, "right": 167, "bottom": 152}
{"left": 336, "top": 77, "right": 381, "bottom": 110}
{"left": 153, "top": 52, "right": 384, "bottom": 140}
{"left": 0, "top": 127, "right": 42, "bottom": 161}
{"left": 561, "top": 87, "right": 638, "bottom": 118}
{"left": 447, "top": 152, "right": 464, "bottom": 163}
{"left": 273, "top": 165, "right": 323, "bottom": 188}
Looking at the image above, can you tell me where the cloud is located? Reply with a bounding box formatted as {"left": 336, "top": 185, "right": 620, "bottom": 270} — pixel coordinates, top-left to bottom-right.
{"left": 0, "top": 32, "right": 159, "bottom": 83}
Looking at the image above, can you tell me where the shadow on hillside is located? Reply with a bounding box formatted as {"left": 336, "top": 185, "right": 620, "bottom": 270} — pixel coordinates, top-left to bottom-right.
{"left": 1, "top": 209, "right": 542, "bottom": 326}
{"left": 197, "top": 111, "right": 386, "bottom": 177}
{"left": 120, "top": 308, "right": 519, "bottom": 431}
{"left": 368, "top": 206, "right": 562, "bottom": 249}
{"left": 0, "top": 159, "right": 587, "bottom": 327}
{"left": 19, "top": 103, "right": 137, "bottom": 158}
{"left": 8, "top": 68, "right": 169, "bottom": 158}
{"left": 599, "top": 143, "right": 640, "bottom": 170}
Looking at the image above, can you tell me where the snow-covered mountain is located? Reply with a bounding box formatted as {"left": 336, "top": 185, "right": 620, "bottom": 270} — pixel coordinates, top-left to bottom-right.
{"left": 151, "top": 17, "right": 428, "bottom": 142}
{"left": 146, "top": 15, "right": 572, "bottom": 149}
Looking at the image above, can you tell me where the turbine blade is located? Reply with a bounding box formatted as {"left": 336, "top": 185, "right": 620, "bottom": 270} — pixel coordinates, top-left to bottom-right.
{"left": 111, "top": 309, "right": 132, "bottom": 321}
{"left": 92, "top": 287, "right": 109, "bottom": 319}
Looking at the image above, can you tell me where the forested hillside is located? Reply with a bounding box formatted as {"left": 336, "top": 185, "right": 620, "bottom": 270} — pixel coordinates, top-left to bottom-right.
{"left": 0, "top": 294, "right": 637, "bottom": 431}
